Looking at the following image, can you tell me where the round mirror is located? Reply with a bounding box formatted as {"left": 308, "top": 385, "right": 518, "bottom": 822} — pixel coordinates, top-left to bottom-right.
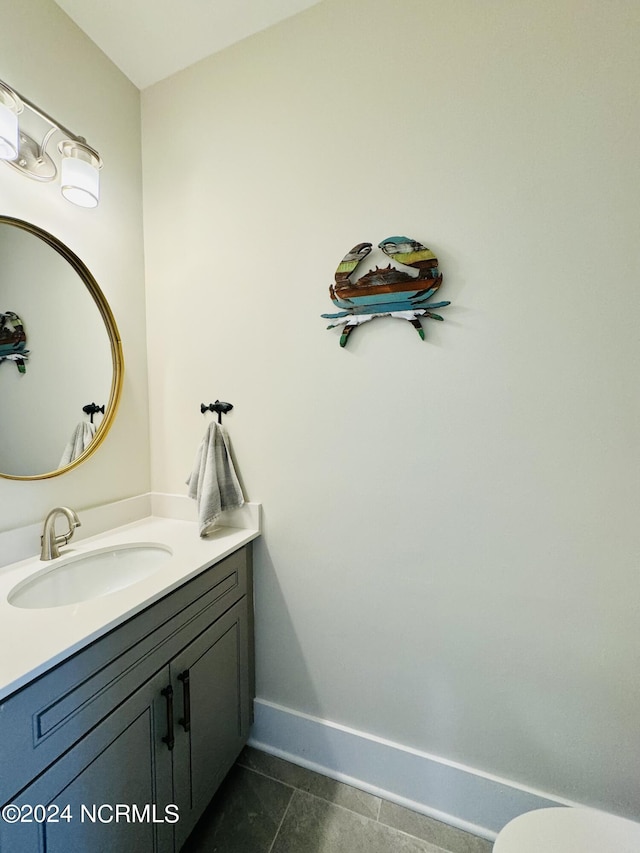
{"left": 0, "top": 216, "right": 123, "bottom": 479}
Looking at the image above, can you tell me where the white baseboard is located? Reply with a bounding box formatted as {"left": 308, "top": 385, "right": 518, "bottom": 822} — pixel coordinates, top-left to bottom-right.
{"left": 249, "top": 698, "right": 572, "bottom": 840}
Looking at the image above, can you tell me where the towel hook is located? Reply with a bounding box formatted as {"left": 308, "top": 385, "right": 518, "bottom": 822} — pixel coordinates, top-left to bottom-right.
{"left": 82, "top": 402, "right": 105, "bottom": 424}
{"left": 200, "top": 400, "right": 233, "bottom": 424}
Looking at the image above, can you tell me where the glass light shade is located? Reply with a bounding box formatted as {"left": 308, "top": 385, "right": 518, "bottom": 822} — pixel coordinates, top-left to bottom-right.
{"left": 0, "top": 101, "right": 19, "bottom": 160}
{"left": 60, "top": 151, "right": 100, "bottom": 208}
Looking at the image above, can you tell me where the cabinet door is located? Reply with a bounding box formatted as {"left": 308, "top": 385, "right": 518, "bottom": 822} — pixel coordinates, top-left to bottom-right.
{"left": 171, "top": 597, "right": 251, "bottom": 849}
{"left": 0, "top": 668, "right": 174, "bottom": 853}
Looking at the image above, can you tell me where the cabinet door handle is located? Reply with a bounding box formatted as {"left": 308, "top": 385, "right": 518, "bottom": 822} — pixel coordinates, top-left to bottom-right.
{"left": 178, "top": 669, "right": 191, "bottom": 732}
{"left": 161, "top": 685, "right": 175, "bottom": 751}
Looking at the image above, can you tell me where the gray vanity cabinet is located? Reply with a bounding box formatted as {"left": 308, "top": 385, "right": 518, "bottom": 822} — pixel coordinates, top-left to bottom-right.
{"left": 171, "top": 597, "right": 251, "bottom": 849}
{"left": 0, "top": 544, "right": 254, "bottom": 853}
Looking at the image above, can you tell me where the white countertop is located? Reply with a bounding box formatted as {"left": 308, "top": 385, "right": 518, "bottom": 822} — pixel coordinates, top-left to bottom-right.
{"left": 0, "top": 515, "right": 260, "bottom": 701}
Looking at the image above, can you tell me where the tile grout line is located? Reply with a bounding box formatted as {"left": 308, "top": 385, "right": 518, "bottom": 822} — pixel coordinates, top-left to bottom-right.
{"left": 287, "top": 787, "right": 454, "bottom": 852}
{"left": 240, "top": 761, "right": 384, "bottom": 825}
{"left": 240, "top": 762, "right": 378, "bottom": 822}
{"left": 238, "top": 759, "right": 382, "bottom": 824}
{"left": 236, "top": 759, "right": 299, "bottom": 792}
{"left": 266, "top": 788, "right": 296, "bottom": 853}
{"left": 238, "top": 757, "right": 470, "bottom": 853}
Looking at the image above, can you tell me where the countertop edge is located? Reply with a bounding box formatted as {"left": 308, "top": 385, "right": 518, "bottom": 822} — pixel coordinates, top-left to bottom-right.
{"left": 0, "top": 515, "right": 260, "bottom": 701}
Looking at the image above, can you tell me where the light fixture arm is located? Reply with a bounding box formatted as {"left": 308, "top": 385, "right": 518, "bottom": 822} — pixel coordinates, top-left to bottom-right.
{"left": 7, "top": 82, "right": 101, "bottom": 163}
{"left": 37, "top": 125, "right": 58, "bottom": 162}
{"left": 0, "top": 76, "right": 102, "bottom": 207}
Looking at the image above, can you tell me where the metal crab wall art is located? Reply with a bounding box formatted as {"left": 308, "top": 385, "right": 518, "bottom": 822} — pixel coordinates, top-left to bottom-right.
{"left": 321, "top": 236, "right": 450, "bottom": 347}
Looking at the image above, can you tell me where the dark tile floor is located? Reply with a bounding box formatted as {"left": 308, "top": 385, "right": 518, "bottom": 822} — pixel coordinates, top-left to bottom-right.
{"left": 182, "top": 746, "right": 494, "bottom": 853}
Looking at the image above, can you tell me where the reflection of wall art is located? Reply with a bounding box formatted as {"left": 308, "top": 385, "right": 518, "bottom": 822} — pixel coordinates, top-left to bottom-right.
{"left": 322, "top": 236, "right": 450, "bottom": 347}
{"left": 0, "top": 311, "right": 29, "bottom": 373}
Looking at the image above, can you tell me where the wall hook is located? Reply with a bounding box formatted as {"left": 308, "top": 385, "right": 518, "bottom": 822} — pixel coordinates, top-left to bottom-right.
{"left": 200, "top": 400, "right": 233, "bottom": 424}
{"left": 82, "top": 402, "right": 105, "bottom": 424}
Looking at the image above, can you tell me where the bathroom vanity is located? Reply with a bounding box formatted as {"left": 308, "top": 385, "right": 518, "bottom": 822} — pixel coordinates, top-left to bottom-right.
{"left": 0, "top": 516, "right": 258, "bottom": 852}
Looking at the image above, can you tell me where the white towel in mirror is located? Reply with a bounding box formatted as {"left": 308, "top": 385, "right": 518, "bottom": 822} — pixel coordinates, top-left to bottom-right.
{"left": 59, "top": 421, "right": 97, "bottom": 467}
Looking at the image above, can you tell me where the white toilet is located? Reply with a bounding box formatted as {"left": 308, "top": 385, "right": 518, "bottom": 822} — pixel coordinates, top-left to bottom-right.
{"left": 493, "top": 807, "right": 640, "bottom": 852}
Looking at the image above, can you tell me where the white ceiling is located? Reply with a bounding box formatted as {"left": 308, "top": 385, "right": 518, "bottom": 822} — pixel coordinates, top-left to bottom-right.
{"left": 53, "top": 0, "right": 322, "bottom": 90}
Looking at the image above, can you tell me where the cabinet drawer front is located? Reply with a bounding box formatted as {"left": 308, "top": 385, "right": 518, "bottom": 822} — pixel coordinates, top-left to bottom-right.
{"left": 0, "top": 668, "right": 174, "bottom": 853}
{"left": 37, "top": 563, "right": 242, "bottom": 738}
{"left": 0, "top": 545, "right": 250, "bottom": 804}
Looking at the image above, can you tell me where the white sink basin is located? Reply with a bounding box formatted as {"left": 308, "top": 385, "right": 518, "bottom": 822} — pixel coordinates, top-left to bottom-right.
{"left": 8, "top": 543, "right": 173, "bottom": 609}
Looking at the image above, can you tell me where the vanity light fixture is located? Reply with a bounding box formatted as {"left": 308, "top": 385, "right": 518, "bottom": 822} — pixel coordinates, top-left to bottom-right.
{"left": 0, "top": 77, "right": 102, "bottom": 208}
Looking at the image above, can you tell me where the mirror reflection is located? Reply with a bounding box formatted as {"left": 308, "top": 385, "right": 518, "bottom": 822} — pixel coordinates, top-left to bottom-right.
{"left": 0, "top": 217, "right": 122, "bottom": 479}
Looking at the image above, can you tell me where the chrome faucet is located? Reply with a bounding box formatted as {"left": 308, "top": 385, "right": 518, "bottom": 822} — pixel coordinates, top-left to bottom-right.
{"left": 40, "top": 507, "right": 81, "bottom": 561}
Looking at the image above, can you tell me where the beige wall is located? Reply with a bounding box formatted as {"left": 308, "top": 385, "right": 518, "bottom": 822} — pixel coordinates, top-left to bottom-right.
{"left": 2, "top": 0, "right": 638, "bottom": 826}
{"left": 0, "top": 0, "right": 150, "bottom": 528}
{"left": 142, "top": 0, "right": 640, "bottom": 817}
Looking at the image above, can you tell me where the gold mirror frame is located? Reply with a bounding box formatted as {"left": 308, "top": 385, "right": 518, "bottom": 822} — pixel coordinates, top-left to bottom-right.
{"left": 0, "top": 216, "right": 123, "bottom": 480}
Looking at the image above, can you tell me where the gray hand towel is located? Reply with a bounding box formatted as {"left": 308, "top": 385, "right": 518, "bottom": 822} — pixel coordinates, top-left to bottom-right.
{"left": 186, "top": 421, "right": 245, "bottom": 536}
